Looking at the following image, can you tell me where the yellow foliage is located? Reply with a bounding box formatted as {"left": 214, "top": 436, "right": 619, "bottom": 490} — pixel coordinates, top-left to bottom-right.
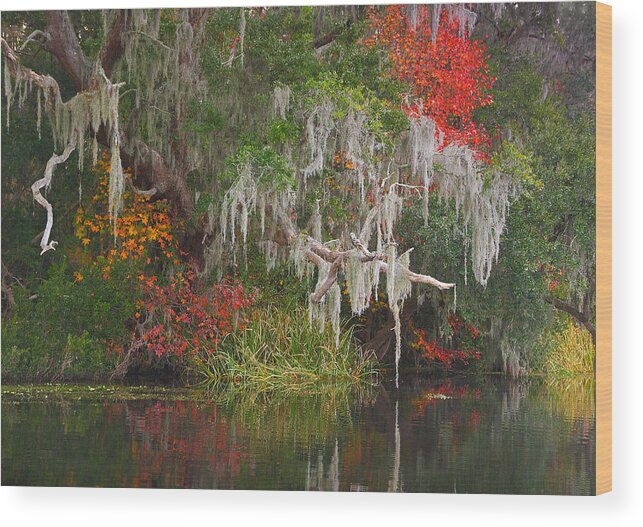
{"left": 544, "top": 320, "right": 594, "bottom": 379}
{"left": 74, "top": 151, "right": 179, "bottom": 276}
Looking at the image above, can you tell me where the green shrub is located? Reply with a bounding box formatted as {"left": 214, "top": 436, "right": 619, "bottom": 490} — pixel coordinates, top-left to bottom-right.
{"left": 1, "top": 259, "right": 139, "bottom": 381}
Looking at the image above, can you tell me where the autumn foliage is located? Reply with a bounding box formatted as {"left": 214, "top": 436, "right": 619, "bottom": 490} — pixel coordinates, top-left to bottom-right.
{"left": 74, "top": 152, "right": 255, "bottom": 364}
{"left": 409, "top": 315, "right": 481, "bottom": 368}
{"left": 367, "top": 5, "right": 494, "bottom": 155}
{"left": 74, "top": 153, "right": 180, "bottom": 278}
{"left": 140, "top": 271, "right": 255, "bottom": 359}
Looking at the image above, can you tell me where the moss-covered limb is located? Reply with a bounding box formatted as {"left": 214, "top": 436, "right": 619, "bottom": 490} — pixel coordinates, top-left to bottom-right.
{"left": 349, "top": 232, "right": 455, "bottom": 290}
{"left": 3, "top": 9, "right": 201, "bottom": 225}
{"left": 1, "top": 37, "right": 63, "bottom": 117}
{"left": 310, "top": 255, "right": 343, "bottom": 304}
{"left": 2, "top": 34, "right": 128, "bottom": 247}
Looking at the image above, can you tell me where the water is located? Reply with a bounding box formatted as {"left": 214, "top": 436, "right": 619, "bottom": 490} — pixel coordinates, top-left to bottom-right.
{"left": 1, "top": 376, "right": 595, "bottom": 494}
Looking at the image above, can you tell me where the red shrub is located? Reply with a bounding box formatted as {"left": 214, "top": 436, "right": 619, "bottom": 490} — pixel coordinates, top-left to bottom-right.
{"left": 139, "top": 271, "right": 255, "bottom": 359}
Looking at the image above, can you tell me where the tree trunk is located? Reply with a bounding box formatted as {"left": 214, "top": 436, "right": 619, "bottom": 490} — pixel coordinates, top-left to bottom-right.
{"left": 360, "top": 298, "right": 418, "bottom": 361}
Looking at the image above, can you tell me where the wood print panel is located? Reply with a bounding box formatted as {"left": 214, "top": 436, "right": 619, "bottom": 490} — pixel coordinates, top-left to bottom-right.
{"left": 596, "top": 1, "right": 612, "bottom": 495}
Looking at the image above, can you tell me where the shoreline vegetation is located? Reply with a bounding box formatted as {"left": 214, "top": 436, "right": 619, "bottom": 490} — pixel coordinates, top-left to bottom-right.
{"left": 1, "top": 305, "right": 594, "bottom": 389}
{"left": 1, "top": 337, "right": 595, "bottom": 390}
{"left": 191, "top": 308, "right": 377, "bottom": 393}
{"left": 2, "top": 5, "right": 596, "bottom": 393}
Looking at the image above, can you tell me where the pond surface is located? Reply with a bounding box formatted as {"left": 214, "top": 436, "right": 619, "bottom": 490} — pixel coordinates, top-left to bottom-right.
{"left": 1, "top": 376, "right": 595, "bottom": 494}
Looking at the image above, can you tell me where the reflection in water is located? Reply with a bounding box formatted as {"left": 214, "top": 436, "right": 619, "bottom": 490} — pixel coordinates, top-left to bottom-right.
{"left": 1, "top": 377, "right": 595, "bottom": 494}
{"left": 306, "top": 438, "right": 340, "bottom": 492}
{"left": 388, "top": 401, "right": 401, "bottom": 493}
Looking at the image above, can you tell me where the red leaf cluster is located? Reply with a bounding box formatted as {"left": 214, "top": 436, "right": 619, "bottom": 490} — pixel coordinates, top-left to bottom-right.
{"left": 139, "top": 271, "right": 255, "bottom": 358}
{"left": 413, "top": 328, "right": 480, "bottom": 367}
{"left": 367, "top": 5, "right": 495, "bottom": 158}
{"left": 409, "top": 314, "right": 481, "bottom": 368}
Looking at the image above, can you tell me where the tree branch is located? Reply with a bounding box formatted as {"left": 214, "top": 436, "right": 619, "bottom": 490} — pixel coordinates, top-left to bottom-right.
{"left": 393, "top": 264, "right": 455, "bottom": 290}
{"left": 350, "top": 232, "right": 455, "bottom": 290}
{"left": 100, "top": 10, "right": 128, "bottom": 77}
{"left": 313, "top": 13, "right": 354, "bottom": 49}
{"left": 545, "top": 296, "right": 596, "bottom": 343}
{"left": 31, "top": 134, "right": 78, "bottom": 254}
{"left": 19, "top": 30, "right": 50, "bottom": 51}
{"left": 310, "top": 257, "right": 343, "bottom": 303}
{"left": 1, "top": 37, "right": 62, "bottom": 107}
{"left": 126, "top": 176, "right": 157, "bottom": 198}
{"left": 350, "top": 232, "right": 382, "bottom": 261}
{"left": 42, "top": 11, "right": 92, "bottom": 90}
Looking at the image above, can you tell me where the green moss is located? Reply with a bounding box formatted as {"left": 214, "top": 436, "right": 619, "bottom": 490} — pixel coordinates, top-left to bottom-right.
{"left": 1, "top": 384, "right": 199, "bottom": 402}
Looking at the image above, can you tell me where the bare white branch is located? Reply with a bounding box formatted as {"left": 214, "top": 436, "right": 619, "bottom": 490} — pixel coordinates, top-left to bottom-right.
{"left": 350, "top": 232, "right": 455, "bottom": 290}
{"left": 31, "top": 134, "right": 78, "bottom": 254}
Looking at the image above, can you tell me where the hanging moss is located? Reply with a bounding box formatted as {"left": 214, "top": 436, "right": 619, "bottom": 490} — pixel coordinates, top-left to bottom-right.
{"left": 3, "top": 45, "right": 127, "bottom": 251}
{"left": 435, "top": 145, "right": 517, "bottom": 286}
{"left": 273, "top": 85, "right": 291, "bottom": 119}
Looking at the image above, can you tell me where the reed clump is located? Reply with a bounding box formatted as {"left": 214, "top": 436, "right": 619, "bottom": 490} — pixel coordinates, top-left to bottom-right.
{"left": 191, "top": 307, "right": 376, "bottom": 393}
{"left": 544, "top": 320, "right": 595, "bottom": 379}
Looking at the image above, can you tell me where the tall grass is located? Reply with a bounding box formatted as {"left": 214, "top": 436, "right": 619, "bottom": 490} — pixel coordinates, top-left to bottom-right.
{"left": 190, "top": 307, "right": 376, "bottom": 394}
{"left": 544, "top": 320, "right": 595, "bottom": 379}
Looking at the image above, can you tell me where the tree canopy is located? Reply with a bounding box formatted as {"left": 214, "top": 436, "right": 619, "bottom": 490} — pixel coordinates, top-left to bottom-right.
{"left": 1, "top": 3, "right": 597, "bottom": 383}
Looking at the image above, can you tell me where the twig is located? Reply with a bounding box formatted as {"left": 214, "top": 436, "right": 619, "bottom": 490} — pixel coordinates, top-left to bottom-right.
{"left": 19, "top": 30, "right": 50, "bottom": 51}
{"left": 123, "top": 30, "right": 176, "bottom": 53}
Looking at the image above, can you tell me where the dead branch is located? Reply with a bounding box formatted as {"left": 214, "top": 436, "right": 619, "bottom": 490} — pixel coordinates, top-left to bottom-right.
{"left": 31, "top": 134, "right": 78, "bottom": 254}
{"left": 275, "top": 205, "right": 454, "bottom": 306}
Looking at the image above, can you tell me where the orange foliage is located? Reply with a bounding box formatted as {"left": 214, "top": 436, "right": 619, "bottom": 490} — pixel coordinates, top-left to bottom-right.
{"left": 74, "top": 152, "right": 180, "bottom": 277}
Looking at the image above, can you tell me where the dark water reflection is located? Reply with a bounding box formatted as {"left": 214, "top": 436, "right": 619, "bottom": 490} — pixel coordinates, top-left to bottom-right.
{"left": 1, "top": 376, "right": 595, "bottom": 494}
